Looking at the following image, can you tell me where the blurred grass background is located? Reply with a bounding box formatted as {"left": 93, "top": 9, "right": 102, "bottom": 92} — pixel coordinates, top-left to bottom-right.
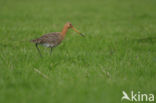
{"left": 0, "top": 0, "right": 156, "bottom": 103}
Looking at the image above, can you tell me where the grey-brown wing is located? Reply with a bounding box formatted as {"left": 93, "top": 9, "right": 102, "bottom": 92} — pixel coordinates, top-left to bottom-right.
{"left": 33, "top": 32, "right": 61, "bottom": 45}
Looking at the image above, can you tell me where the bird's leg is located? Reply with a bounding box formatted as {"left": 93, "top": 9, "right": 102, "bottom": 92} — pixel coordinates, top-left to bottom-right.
{"left": 35, "top": 44, "right": 42, "bottom": 57}
{"left": 50, "top": 47, "right": 53, "bottom": 56}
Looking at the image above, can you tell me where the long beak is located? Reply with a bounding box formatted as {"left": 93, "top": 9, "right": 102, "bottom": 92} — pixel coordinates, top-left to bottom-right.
{"left": 72, "top": 27, "right": 85, "bottom": 37}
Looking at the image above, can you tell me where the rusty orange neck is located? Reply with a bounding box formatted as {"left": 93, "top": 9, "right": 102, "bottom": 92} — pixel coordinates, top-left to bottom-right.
{"left": 61, "top": 25, "right": 69, "bottom": 38}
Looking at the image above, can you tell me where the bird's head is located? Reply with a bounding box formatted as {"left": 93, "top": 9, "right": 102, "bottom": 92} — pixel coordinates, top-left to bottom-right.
{"left": 65, "top": 22, "right": 85, "bottom": 37}
{"left": 66, "top": 22, "right": 73, "bottom": 28}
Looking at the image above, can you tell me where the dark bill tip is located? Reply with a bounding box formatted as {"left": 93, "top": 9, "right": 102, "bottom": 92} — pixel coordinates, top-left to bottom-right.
{"left": 80, "top": 33, "right": 85, "bottom": 37}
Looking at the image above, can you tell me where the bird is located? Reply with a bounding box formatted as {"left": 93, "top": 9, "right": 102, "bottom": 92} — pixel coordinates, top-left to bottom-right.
{"left": 31, "top": 22, "right": 85, "bottom": 57}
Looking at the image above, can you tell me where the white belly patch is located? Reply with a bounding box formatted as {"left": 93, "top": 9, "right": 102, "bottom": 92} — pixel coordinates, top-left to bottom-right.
{"left": 41, "top": 43, "right": 53, "bottom": 47}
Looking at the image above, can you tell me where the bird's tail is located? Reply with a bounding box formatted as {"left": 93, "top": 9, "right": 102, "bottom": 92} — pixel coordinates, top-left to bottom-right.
{"left": 30, "top": 39, "right": 38, "bottom": 43}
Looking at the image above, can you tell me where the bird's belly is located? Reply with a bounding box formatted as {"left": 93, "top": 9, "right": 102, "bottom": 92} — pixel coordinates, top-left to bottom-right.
{"left": 41, "top": 43, "right": 54, "bottom": 47}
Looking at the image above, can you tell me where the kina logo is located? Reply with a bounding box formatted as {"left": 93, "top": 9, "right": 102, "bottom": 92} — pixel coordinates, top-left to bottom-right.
{"left": 121, "top": 91, "right": 154, "bottom": 102}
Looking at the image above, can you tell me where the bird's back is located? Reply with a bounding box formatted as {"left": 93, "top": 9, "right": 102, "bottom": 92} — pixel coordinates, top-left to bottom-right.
{"left": 31, "top": 32, "right": 62, "bottom": 47}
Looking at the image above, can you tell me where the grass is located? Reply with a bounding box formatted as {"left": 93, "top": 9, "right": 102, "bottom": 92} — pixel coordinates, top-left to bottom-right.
{"left": 0, "top": 0, "right": 156, "bottom": 103}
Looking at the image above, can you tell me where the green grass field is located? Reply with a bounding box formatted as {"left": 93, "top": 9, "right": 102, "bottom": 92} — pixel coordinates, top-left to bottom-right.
{"left": 0, "top": 0, "right": 156, "bottom": 103}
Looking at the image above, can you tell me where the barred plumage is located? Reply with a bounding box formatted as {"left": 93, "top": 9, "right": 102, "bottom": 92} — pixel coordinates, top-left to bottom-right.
{"left": 31, "top": 32, "right": 62, "bottom": 48}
